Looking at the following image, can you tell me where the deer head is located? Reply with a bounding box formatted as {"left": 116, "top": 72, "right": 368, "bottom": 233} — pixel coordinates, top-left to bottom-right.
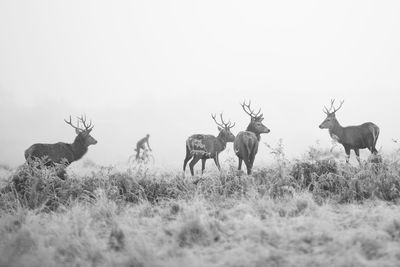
{"left": 241, "top": 100, "right": 270, "bottom": 134}
{"left": 319, "top": 99, "right": 344, "bottom": 129}
{"left": 64, "top": 115, "right": 98, "bottom": 146}
{"left": 211, "top": 113, "right": 235, "bottom": 142}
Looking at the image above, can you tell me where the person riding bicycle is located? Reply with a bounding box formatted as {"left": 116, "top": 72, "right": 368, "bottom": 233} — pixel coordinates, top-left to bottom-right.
{"left": 135, "top": 134, "right": 152, "bottom": 160}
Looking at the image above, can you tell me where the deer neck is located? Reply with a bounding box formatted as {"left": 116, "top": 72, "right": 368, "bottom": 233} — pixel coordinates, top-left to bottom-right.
{"left": 70, "top": 135, "right": 89, "bottom": 161}
{"left": 329, "top": 120, "right": 344, "bottom": 142}
{"left": 246, "top": 124, "right": 261, "bottom": 141}
{"left": 216, "top": 132, "right": 228, "bottom": 152}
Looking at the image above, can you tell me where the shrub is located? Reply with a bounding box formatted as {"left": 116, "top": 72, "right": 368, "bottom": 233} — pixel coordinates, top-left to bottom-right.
{"left": 2, "top": 147, "right": 400, "bottom": 213}
{"left": 177, "top": 217, "right": 219, "bottom": 247}
{"left": 109, "top": 172, "right": 191, "bottom": 204}
{"left": 291, "top": 159, "right": 338, "bottom": 190}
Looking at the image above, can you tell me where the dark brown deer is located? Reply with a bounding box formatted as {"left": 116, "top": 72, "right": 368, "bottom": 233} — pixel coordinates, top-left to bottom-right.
{"left": 234, "top": 100, "right": 270, "bottom": 175}
{"left": 24, "top": 115, "right": 98, "bottom": 179}
{"left": 183, "top": 113, "right": 235, "bottom": 176}
{"left": 319, "top": 99, "right": 380, "bottom": 164}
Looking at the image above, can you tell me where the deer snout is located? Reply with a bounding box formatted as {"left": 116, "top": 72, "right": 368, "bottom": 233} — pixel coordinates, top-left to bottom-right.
{"left": 88, "top": 136, "right": 98, "bottom": 145}
{"left": 266, "top": 128, "right": 271, "bottom": 133}
{"left": 319, "top": 124, "right": 323, "bottom": 129}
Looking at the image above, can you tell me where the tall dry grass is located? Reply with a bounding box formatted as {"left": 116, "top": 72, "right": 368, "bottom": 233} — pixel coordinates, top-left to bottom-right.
{"left": 0, "top": 144, "right": 400, "bottom": 266}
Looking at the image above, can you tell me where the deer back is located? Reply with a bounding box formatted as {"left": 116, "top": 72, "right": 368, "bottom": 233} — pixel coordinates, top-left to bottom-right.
{"left": 234, "top": 131, "right": 259, "bottom": 159}
{"left": 25, "top": 142, "right": 75, "bottom": 165}
{"left": 340, "top": 122, "right": 379, "bottom": 149}
{"left": 186, "top": 134, "right": 220, "bottom": 158}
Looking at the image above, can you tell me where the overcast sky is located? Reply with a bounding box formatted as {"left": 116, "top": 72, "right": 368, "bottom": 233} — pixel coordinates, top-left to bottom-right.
{"left": 1, "top": 0, "right": 400, "bottom": 169}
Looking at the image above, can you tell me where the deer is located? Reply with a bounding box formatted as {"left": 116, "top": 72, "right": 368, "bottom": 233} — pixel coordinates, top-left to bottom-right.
{"left": 234, "top": 100, "right": 270, "bottom": 175}
{"left": 24, "top": 115, "right": 98, "bottom": 179}
{"left": 319, "top": 99, "right": 380, "bottom": 165}
{"left": 183, "top": 113, "right": 235, "bottom": 176}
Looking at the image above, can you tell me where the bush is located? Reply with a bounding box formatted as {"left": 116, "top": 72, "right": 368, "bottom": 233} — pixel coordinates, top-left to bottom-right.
{"left": 0, "top": 160, "right": 102, "bottom": 211}
{"left": 291, "top": 159, "right": 338, "bottom": 190}
{"left": 1, "top": 149, "right": 400, "bottom": 213}
{"left": 310, "top": 160, "right": 400, "bottom": 203}
{"left": 0, "top": 161, "right": 194, "bottom": 212}
{"left": 177, "top": 217, "right": 220, "bottom": 247}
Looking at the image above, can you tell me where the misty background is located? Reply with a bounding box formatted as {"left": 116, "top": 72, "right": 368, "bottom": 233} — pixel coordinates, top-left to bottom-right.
{"left": 1, "top": 1, "right": 399, "bottom": 169}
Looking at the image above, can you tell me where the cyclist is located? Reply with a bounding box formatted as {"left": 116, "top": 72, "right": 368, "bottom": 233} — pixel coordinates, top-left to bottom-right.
{"left": 135, "top": 134, "right": 152, "bottom": 160}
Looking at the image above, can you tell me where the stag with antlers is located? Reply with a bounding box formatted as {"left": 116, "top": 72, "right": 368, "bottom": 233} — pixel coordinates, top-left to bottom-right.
{"left": 24, "top": 115, "right": 97, "bottom": 179}
{"left": 234, "top": 100, "right": 270, "bottom": 175}
{"left": 319, "top": 99, "right": 380, "bottom": 164}
{"left": 183, "top": 113, "right": 235, "bottom": 176}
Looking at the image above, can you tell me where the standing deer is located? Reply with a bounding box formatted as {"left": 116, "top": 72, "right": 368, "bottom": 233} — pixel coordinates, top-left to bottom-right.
{"left": 24, "top": 115, "right": 98, "bottom": 179}
{"left": 234, "top": 100, "right": 270, "bottom": 175}
{"left": 319, "top": 99, "right": 380, "bottom": 164}
{"left": 183, "top": 113, "right": 235, "bottom": 176}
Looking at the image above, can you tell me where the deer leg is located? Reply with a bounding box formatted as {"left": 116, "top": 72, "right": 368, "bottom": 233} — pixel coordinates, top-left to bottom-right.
{"left": 344, "top": 146, "right": 351, "bottom": 164}
{"left": 245, "top": 160, "right": 252, "bottom": 175}
{"left": 213, "top": 156, "right": 221, "bottom": 172}
{"left": 189, "top": 156, "right": 201, "bottom": 176}
{"left": 249, "top": 158, "right": 255, "bottom": 170}
{"left": 249, "top": 152, "right": 256, "bottom": 169}
{"left": 238, "top": 158, "right": 243, "bottom": 171}
{"left": 354, "top": 149, "right": 361, "bottom": 166}
{"left": 183, "top": 150, "right": 193, "bottom": 172}
{"left": 201, "top": 158, "right": 206, "bottom": 174}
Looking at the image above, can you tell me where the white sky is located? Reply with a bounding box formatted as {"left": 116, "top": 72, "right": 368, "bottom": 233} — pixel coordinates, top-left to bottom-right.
{"left": 1, "top": 0, "right": 400, "bottom": 168}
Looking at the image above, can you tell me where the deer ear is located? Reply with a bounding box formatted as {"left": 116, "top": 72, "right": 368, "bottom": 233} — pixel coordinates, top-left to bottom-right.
{"left": 75, "top": 128, "right": 81, "bottom": 135}
{"left": 82, "top": 130, "right": 92, "bottom": 137}
{"left": 217, "top": 126, "right": 223, "bottom": 132}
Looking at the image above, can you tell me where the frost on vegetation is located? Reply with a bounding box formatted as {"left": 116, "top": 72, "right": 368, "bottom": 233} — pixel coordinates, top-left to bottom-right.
{"left": 0, "top": 144, "right": 400, "bottom": 266}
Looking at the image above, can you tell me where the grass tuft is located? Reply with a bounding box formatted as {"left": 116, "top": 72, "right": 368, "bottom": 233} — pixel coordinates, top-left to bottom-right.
{"left": 1, "top": 145, "right": 400, "bottom": 266}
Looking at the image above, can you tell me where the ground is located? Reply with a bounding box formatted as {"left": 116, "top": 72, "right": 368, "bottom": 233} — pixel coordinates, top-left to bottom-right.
{"left": 1, "top": 147, "right": 400, "bottom": 267}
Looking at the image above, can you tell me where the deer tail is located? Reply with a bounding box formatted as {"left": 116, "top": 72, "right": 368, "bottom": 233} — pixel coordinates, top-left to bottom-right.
{"left": 371, "top": 125, "right": 380, "bottom": 154}
{"left": 374, "top": 126, "right": 380, "bottom": 147}
{"left": 246, "top": 138, "right": 255, "bottom": 159}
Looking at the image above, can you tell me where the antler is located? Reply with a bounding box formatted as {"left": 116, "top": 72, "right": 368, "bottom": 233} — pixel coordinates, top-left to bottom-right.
{"left": 323, "top": 99, "right": 344, "bottom": 114}
{"left": 211, "top": 113, "right": 235, "bottom": 129}
{"left": 332, "top": 100, "right": 344, "bottom": 113}
{"left": 64, "top": 115, "right": 82, "bottom": 131}
{"left": 241, "top": 100, "right": 263, "bottom": 120}
{"left": 77, "top": 114, "right": 94, "bottom": 131}
{"left": 64, "top": 115, "right": 94, "bottom": 132}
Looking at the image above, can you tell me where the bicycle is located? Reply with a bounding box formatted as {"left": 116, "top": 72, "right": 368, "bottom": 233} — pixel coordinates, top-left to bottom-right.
{"left": 128, "top": 148, "right": 155, "bottom": 165}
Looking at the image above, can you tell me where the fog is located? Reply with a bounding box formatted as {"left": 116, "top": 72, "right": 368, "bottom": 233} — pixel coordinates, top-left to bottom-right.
{"left": 1, "top": 0, "right": 400, "bottom": 168}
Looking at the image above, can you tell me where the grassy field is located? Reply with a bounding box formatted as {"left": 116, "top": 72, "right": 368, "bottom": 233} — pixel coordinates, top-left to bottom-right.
{"left": 1, "top": 146, "right": 400, "bottom": 267}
